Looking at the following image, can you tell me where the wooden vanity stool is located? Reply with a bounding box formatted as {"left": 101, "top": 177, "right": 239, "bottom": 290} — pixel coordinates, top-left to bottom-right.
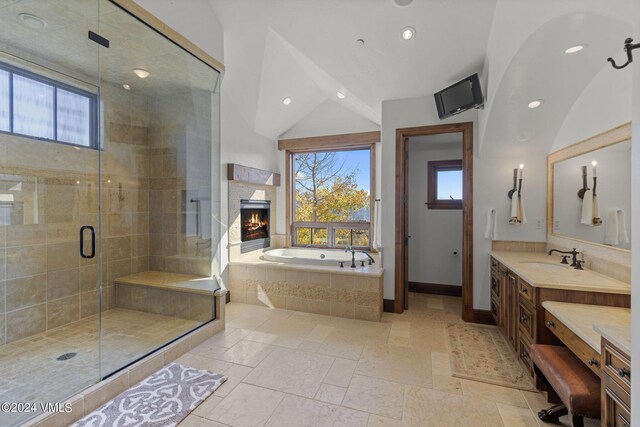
{"left": 530, "top": 344, "right": 601, "bottom": 427}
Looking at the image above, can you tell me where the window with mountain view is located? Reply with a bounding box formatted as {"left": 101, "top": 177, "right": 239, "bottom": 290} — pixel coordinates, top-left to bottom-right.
{"left": 292, "top": 148, "right": 372, "bottom": 248}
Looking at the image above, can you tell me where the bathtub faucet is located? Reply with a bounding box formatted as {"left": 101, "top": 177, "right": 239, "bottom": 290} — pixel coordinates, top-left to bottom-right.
{"left": 345, "top": 246, "right": 356, "bottom": 268}
{"left": 360, "top": 251, "right": 375, "bottom": 265}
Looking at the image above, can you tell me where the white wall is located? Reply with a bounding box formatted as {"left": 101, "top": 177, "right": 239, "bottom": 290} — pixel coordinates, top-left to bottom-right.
{"left": 631, "top": 3, "right": 640, "bottom": 414}
{"left": 552, "top": 65, "right": 631, "bottom": 152}
{"left": 280, "top": 99, "right": 380, "bottom": 139}
{"left": 407, "top": 142, "right": 463, "bottom": 286}
{"left": 381, "top": 95, "right": 547, "bottom": 309}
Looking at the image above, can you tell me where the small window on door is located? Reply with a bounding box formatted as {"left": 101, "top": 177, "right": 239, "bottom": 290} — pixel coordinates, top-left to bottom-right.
{"left": 427, "top": 159, "right": 463, "bottom": 209}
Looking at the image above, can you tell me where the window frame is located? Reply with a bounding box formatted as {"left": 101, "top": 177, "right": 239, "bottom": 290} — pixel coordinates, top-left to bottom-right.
{"left": 0, "top": 61, "right": 99, "bottom": 149}
{"left": 280, "top": 132, "right": 379, "bottom": 250}
{"left": 426, "top": 159, "right": 463, "bottom": 210}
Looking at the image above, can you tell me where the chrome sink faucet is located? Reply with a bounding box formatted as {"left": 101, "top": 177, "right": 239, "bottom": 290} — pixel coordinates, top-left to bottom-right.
{"left": 548, "top": 248, "right": 582, "bottom": 269}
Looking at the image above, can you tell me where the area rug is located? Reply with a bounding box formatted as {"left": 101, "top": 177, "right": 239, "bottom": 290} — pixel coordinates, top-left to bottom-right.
{"left": 73, "top": 363, "right": 227, "bottom": 427}
{"left": 446, "top": 323, "right": 536, "bottom": 391}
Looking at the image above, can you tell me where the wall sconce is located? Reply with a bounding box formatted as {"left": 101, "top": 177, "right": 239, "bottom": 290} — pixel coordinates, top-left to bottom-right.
{"left": 507, "top": 164, "right": 524, "bottom": 199}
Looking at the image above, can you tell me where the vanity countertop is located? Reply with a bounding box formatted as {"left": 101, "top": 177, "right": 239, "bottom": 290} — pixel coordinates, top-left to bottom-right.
{"left": 593, "top": 324, "right": 631, "bottom": 357}
{"left": 490, "top": 251, "right": 631, "bottom": 295}
{"left": 542, "top": 301, "right": 631, "bottom": 354}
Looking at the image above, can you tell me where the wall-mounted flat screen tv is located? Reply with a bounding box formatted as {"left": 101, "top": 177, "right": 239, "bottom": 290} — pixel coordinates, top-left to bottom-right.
{"left": 434, "top": 73, "right": 484, "bottom": 120}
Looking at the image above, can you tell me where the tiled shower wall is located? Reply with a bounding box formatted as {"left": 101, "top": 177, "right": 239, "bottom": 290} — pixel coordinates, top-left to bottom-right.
{"left": 148, "top": 89, "right": 212, "bottom": 276}
{"left": 0, "top": 82, "right": 151, "bottom": 345}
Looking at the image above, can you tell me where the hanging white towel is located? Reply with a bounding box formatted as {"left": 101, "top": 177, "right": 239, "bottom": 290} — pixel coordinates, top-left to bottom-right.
{"left": 372, "top": 200, "right": 382, "bottom": 250}
{"left": 484, "top": 208, "right": 498, "bottom": 240}
{"left": 605, "top": 208, "right": 629, "bottom": 245}
{"left": 580, "top": 189, "right": 593, "bottom": 225}
{"left": 592, "top": 193, "right": 602, "bottom": 226}
{"left": 509, "top": 194, "right": 518, "bottom": 223}
{"left": 517, "top": 194, "right": 527, "bottom": 224}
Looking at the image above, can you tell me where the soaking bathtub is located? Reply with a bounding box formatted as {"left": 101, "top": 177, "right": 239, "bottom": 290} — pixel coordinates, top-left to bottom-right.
{"left": 230, "top": 247, "right": 383, "bottom": 321}
{"left": 263, "top": 247, "right": 370, "bottom": 267}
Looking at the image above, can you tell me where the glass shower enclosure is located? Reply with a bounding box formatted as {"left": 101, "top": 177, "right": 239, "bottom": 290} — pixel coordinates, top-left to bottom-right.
{"left": 0, "top": 1, "right": 221, "bottom": 425}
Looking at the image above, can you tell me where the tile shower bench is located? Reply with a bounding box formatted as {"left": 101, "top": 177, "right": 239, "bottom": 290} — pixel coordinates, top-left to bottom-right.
{"left": 228, "top": 252, "right": 384, "bottom": 321}
{"left": 114, "top": 271, "right": 219, "bottom": 322}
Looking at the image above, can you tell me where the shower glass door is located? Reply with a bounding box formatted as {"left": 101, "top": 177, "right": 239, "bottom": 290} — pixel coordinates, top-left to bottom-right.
{"left": 0, "top": 1, "right": 102, "bottom": 425}
{"left": 97, "top": 0, "right": 220, "bottom": 377}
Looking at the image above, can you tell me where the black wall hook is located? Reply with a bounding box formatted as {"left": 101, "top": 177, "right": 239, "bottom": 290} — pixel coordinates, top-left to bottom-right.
{"left": 608, "top": 37, "right": 640, "bottom": 70}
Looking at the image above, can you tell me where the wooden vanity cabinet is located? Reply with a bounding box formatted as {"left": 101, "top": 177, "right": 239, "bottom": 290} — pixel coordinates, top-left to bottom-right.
{"left": 601, "top": 338, "right": 631, "bottom": 427}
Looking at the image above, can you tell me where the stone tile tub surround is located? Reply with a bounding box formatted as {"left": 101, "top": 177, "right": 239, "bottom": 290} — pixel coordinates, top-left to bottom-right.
{"left": 21, "top": 289, "right": 228, "bottom": 427}
{"left": 228, "top": 252, "right": 384, "bottom": 321}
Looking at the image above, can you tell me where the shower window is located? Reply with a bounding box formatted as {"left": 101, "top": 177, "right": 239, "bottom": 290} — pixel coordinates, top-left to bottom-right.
{"left": 0, "top": 62, "right": 97, "bottom": 147}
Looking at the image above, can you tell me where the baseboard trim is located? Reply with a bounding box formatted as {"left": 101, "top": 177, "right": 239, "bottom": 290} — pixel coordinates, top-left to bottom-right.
{"left": 408, "top": 281, "right": 462, "bottom": 297}
{"left": 383, "top": 299, "right": 395, "bottom": 313}
{"left": 471, "top": 309, "right": 495, "bottom": 325}
{"left": 225, "top": 291, "right": 231, "bottom": 304}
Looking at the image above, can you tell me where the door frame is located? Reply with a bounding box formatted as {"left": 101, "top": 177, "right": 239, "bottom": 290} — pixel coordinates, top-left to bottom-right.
{"left": 394, "top": 122, "right": 474, "bottom": 322}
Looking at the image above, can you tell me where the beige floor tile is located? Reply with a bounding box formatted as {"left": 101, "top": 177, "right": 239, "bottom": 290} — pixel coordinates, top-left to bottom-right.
{"left": 426, "top": 297, "right": 445, "bottom": 310}
{"left": 430, "top": 351, "right": 451, "bottom": 376}
{"left": 212, "top": 374, "right": 243, "bottom": 398}
{"left": 244, "top": 347, "right": 334, "bottom": 398}
{"left": 177, "top": 414, "right": 227, "bottom": 426}
{"left": 211, "top": 383, "right": 284, "bottom": 427}
{"left": 200, "top": 327, "right": 251, "bottom": 349}
{"left": 175, "top": 353, "right": 233, "bottom": 373}
{"left": 403, "top": 385, "right": 504, "bottom": 427}
{"left": 460, "top": 379, "right": 528, "bottom": 408}
{"left": 356, "top": 343, "right": 432, "bottom": 387}
{"left": 342, "top": 375, "right": 405, "bottom": 420}
{"left": 225, "top": 363, "right": 254, "bottom": 380}
{"left": 497, "top": 403, "right": 539, "bottom": 427}
{"left": 314, "top": 383, "right": 347, "bottom": 405}
{"left": 265, "top": 394, "right": 369, "bottom": 427}
{"left": 367, "top": 414, "right": 402, "bottom": 427}
{"left": 306, "top": 324, "right": 334, "bottom": 343}
{"left": 432, "top": 374, "right": 462, "bottom": 395}
{"left": 192, "top": 395, "right": 224, "bottom": 418}
{"left": 323, "top": 357, "right": 358, "bottom": 387}
{"left": 215, "top": 339, "right": 275, "bottom": 367}
{"left": 313, "top": 336, "right": 364, "bottom": 360}
{"left": 245, "top": 329, "right": 302, "bottom": 349}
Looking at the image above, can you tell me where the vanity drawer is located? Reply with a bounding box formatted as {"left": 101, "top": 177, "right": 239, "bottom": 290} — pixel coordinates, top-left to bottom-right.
{"left": 490, "top": 271, "right": 501, "bottom": 299}
{"left": 518, "top": 278, "right": 534, "bottom": 305}
{"left": 602, "top": 340, "right": 631, "bottom": 394}
{"left": 517, "top": 334, "right": 534, "bottom": 377}
{"left": 544, "top": 311, "right": 601, "bottom": 377}
{"left": 490, "top": 295, "right": 501, "bottom": 326}
{"left": 490, "top": 257, "right": 500, "bottom": 273}
{"left": 602, "top": 372, "right": 631, "bottom": 426}
{"left": 517, "top": 299, "right": 536, "bottom": 342}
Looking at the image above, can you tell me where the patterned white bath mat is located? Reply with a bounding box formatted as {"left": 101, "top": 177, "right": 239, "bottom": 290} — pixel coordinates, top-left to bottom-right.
{"left": 73, "top": 363, "right": 227, "bottom": 427}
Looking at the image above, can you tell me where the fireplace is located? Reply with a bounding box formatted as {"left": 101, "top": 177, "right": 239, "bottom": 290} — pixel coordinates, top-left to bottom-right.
{"left": 240, "top": 199, "right": 270, "bottom": 253}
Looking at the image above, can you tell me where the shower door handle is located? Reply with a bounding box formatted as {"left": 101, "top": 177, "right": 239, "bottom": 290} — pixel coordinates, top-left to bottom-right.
{"left": 80, "top": 225, "right": 96, "bottom": 259}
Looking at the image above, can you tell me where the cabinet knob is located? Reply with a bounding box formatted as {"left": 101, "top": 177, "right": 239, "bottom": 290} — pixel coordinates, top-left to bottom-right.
{"left": 587, "top": 358, "right": 600, "bottom": 368}
{"left": 546, "top": 321, "right": 555, "bottom": 328}
{"left": 520, "top": 287, "right": 528, "bottom": 294}
{"left": 520, "top": 315, "right": 528, "bottom": 324}
{"left": 617, "top": 367, "right": 631, "bottom": 379}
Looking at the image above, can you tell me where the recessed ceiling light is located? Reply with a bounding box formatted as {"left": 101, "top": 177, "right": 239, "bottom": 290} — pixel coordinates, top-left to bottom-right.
{"left": 282, "top": 97, "right": 292, "bottom": 106}
{"left": 133, "top": 68, "right": 150, "bottom": 79}
{"left": 528, "top": 99, "right": 544, "bottom": 109}
{"left": 122, "top": 84, "right": 131, "bottom": 91}
{"left": 18, "top": 13, "right": 47, "bottom": 30}
{"left": 337, "top": 91, "right": 345, "bottom": 99}
{"left": 355, "top": 39, "right": 365, "bottom": 47}
{"left": 565, "top": 45, "right": 585, "bottom": 54}
{"left": 393, "top": 0, "right": 414, "bottom": 6}
{"left": 401, "top": 27, "right": 416, "bottom": 40}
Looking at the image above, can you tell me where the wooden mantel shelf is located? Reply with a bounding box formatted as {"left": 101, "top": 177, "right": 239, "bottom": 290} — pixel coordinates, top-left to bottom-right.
{"left": 227, "top": 163, "right": 281, "bottom": 187}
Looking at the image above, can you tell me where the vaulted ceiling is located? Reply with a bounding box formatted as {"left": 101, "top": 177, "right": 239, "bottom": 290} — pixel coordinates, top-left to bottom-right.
{"left": 209, "top": 0, "right": 498, "bottom": 139}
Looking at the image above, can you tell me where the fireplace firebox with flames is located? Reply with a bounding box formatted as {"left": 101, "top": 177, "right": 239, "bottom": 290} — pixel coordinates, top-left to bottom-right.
{"left": 240, "top": 200, "right": 270, "bottom": 253}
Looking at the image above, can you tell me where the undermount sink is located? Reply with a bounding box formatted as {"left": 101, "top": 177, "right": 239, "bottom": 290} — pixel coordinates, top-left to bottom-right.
{"left": 520, "top": 262, "right": 569, "bottom": 271}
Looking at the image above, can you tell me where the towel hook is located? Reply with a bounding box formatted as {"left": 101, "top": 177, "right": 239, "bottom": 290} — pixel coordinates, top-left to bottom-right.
{"left": 577, "top": 165, "right": 589, "bottom": 199}
{"left": 607, "top": 37, "right": 640, "bottom": 70}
